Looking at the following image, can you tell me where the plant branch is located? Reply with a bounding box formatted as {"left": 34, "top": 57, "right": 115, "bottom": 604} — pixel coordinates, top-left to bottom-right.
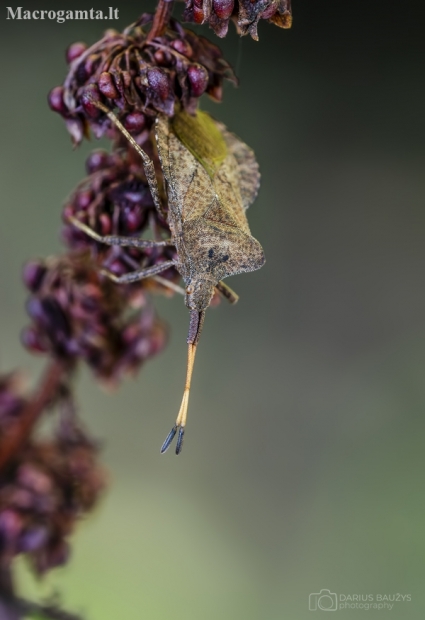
{"left": 0, "top": 361, "right": 68, "bottom": 474}
{"left": 147, "top": 0, "right": 174, "bottom": 42}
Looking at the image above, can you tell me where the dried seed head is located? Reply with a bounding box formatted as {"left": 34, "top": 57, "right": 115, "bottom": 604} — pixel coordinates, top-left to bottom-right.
{"left": 47, "top": 86, "right": 68, "bottom": 116}
{"left": 147, "top": 67, "right": 171, "bottom": 101}
{"left": 0, "top": 394, "right": 106, "bottom": 575}
{"left": 22, "top": 261, "right": 47, "bottom": 293}
{"left": 66, "top": 41, "right": 88, "bottom": 64}
{"left": 61, "top": 148, "right": 179, "bottom": 293}
{"left": 213, "top": 0, "right": 234, "bottom": 20}
{"left": 80, "top": 84, "right": 103, "bottom": 118}
{"left": 22, "top": 253, "right": 168, "bottom": 382}
{"left": 182, "top": 0, "right": 292, "bottom": 39}
{"left": 53, "top": 14, "right": 236, "bottom": 144}
{"left": 85, "top": 149, "right": 110, "bottom": 174}
{"left": 98, "top": 71, "right": 120, "bottom": 99}
{"left": 187, "top": 64, "right": 209, "bottom": 97}
{"left": 123, "top": 111, "right": 146, "bottom": 133}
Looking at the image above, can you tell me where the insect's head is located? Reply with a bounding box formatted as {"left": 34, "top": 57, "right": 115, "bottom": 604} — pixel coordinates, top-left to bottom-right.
{"left": 184, "top": 277, "right": 215, "bottom": 312}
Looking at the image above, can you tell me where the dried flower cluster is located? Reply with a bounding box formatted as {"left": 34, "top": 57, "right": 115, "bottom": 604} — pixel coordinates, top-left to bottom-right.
{"left": 49, "top": 15, "right": 236, "bottom": 145}
{"left": 0, "top": 374, "right": 105, "bottom": 575}
{"left": 183, "top": 0, "right": 292, "bottom": 39}
{"left": 61, "top": 148, "right": 178, "bottom": 286}
{"left": 22, "top": 253, "right": 167, "bottom": 383}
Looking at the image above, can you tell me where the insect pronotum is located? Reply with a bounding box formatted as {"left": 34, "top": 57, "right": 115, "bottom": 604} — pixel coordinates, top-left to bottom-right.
{"left": 70, "top": 99, "right": 265, "bottom": 454}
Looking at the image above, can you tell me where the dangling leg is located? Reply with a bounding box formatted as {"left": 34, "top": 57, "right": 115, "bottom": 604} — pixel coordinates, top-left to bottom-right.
{"left": 160, "top": 310, "right": 206, "bottom": 455}
{"left": 152, "top": 275, "right": 185, "bottom": 296}
{"left": 89, "top": 100, "right": 166, "bottom": 219}
{"left": 101, "top": 260, "right": 176, "bottom": 284}
{"left": 215, "top": 280, "right": 239, "bottom": 304}
{"left": 68, "top": 216, "right": 173, "bottom": 249}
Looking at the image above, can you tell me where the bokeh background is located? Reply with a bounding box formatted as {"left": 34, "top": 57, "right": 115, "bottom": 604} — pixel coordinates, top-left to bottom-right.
{"left": 1, "top": 1, "right": 425, "bottom": 617}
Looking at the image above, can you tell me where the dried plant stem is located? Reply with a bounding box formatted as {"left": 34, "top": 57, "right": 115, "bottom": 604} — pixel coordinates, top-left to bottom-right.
{"left": 147, "top": 0, "right": 174, "bottom": 41}
{"left": 0, "top": 361, "right": 68, "bottom": 473}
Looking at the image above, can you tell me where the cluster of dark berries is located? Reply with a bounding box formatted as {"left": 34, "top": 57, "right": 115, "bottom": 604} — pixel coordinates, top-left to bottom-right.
{"left": 61, "top": 147, "right": 179, "bottom": 289}
{"left": 183, "top": 0, "right": 292, "bottom": 39}
{"left": 0, "top": 378, "right": 105, "bottom": 575}
{"left": 22, "top": 253, "right": 167, "bottom": 384}
{"left": 48, "top": 14, "right": 236, "bottom": 145}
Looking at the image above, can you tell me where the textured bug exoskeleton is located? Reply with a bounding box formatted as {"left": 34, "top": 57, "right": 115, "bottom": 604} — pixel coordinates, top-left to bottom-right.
{"left": 70, "top": 101, "right": 265, "bottom": 454}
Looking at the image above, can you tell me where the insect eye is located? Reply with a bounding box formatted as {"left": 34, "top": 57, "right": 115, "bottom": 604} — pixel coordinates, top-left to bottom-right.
{"left": 186, "top": 285, "right": 194, "bottom": 295}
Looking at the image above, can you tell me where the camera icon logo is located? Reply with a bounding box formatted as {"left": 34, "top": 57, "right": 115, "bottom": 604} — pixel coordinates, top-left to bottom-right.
{"left": 309, "top": 590, "right": 338, "bottom": 611}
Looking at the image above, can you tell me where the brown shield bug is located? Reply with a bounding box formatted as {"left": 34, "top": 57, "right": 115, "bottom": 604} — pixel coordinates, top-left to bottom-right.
{"left": 70, "top": 100, "right": 265, "bottom": 454}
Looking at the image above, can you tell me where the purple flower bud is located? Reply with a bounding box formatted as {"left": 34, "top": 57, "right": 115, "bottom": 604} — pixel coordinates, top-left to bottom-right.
{"left": 19, "top": 526, "right": 49, "bottom": 553}
{"left": 99, "top": 213, "right": 112, "bottom": 235}
{"left": 17, "top": 464, "right": 53, "bottom": 494}
{"left": 261, "top": 4, "right": 278, "bottom": 19}
{"left": 48, "top": 86, "right": 68, "bottom": 115}
{"left": 85, "top": 149, "right": 110, "bottom": 174}
{"left": 0, "top": 510, "right": 22, "bottom": 551}
{"left": 62, "top": 204, "right": 75, "bottom": 223}
{"left": 213, "top": 0, "right": 234, "bottom": 20}
{"left": 193, "top": 0, "right": 205, "bottom": 23}
{"left": 193, "top": 6, "right": 205, "bottom": 23}
{"left": 23, "top": 261, "right": 46, "bottom": 293}
{"left": 26, "top": 298, "right": 45, "bottom": 322}
{"left": 124, "top": 208, "right": 143, "bottom": 232}
{"left": 84, "top": 54, "right": 101, "bottom": 78}
{"left": 80, "top": 84, "right": 103, "bottom": 118}
{"left": 98, "top": 71, "right": 120, "bottom": 99}
{"left": 66, "top": 41, "right": 87, "bottom": 64}
{"left": 77, "top": 189, "right": 93, "bottom": 210}
{"left": 108, "top": 259, "right": 128, "bottom": 277}
{"left": 40, "top": 297, "right": 72, "bottom": 340}
{"left": 147, "top": 68, "right": 170, "bottom": 101}
{"left": 187, "top": 64, "right": 209, "bottom": 97}
{"left": 123, "top": 112, "right": 146, "bottom": 133}
{"left": 154, "top": 50, "right": 166, "bottom": 65}
{"left": 171, "top": 39, "right": 193, "bottom": 58}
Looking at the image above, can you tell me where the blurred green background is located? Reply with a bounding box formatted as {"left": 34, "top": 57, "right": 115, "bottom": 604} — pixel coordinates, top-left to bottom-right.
{"left": 1, "top": 0, "right": 425, "bottom": 618}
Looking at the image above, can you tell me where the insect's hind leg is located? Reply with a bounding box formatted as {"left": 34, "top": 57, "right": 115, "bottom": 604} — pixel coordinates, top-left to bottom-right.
{"left": 215, "top": 280, "right": 239, "bottom": 304}
{"left": 88, "top": 99, "right": 167, "bottom": 220}
{"left": 68, "top": 216, "right": 174, "bottom": 249}
{"left": 101, "top": 260, "right": 176, "bottom": 284}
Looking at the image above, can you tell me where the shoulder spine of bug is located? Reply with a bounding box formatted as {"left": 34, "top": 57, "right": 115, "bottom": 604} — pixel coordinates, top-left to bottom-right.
{"left": 70, "top": 98, "right": 265, "bottom": 455}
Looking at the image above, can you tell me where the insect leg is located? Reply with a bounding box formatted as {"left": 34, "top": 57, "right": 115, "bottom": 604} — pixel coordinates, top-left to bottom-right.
{"left": 215, "top": 280, "right": 239, "bottom": 304}
{"left": 101, "top": 260, "right": 176, "bottom": 284}
{"left": 90, "top": 100, "right": 166, "bottom": 220}
{"left": 68, "top": 216, "right": 173, "bottom": 249}
{"left": 152, "top": 275, "right": 185, "bottom": 295}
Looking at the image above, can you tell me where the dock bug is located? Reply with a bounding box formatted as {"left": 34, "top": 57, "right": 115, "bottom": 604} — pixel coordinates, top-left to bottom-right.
{"left": 70, "top": 101, "right": 265, "bottom": 454}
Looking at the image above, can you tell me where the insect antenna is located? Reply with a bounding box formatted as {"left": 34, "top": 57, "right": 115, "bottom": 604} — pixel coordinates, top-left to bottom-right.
{"left": 160, "top": 310, "right": 205, "bottom": 455}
